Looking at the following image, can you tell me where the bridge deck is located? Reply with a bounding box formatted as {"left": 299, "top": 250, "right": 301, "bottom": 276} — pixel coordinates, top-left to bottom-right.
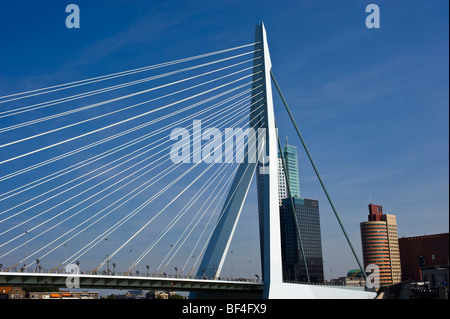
{"left": 0, "top": 272, "right": 264, "bottom": 292}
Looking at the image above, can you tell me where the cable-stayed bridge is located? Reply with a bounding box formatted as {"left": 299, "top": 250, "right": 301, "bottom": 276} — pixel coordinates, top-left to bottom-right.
{"left": 0, "top": 23, "right": 375, "bottom": 299}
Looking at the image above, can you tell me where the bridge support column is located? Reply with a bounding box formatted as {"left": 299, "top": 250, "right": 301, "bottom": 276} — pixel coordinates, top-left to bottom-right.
{"left": 193, "top": 23, "right": 284, "bottom": 299}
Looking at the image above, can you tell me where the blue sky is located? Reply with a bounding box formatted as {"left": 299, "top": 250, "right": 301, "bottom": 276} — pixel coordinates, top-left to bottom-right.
{"left": 0, "top": 0, "right": 448, "bottom": 280}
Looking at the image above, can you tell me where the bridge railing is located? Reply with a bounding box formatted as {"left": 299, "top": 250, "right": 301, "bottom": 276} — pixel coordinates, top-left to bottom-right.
{"left": 2, "top": 267, "right": 367, "bottom": 287}
{"left": 0, "top": 267, "right": 263, "bottom": 283}
{"left": 1, "top": 268, "right": 363, "bottom": 287}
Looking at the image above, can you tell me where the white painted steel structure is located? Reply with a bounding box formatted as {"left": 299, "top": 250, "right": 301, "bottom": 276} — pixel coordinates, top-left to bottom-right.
{"left": 195, "top": 23, "right": 376, "bottom": 299}
{"left": 0, "top": 23, "right": 376, "bottom": 299}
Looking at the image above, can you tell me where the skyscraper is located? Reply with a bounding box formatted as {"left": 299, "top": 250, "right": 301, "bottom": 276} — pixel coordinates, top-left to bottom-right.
{"left": 277, "top": 158, "right": 287, "bottom": 205}
{"left": 360, "top": 204, "right": 402, "bottom": 287}
{"left": 279, "top": 143, "right": 300, "bottom": 198}
{"left": 276, "top": 141, "right": 324, "bottom": 283}
{"left": 280, "top": 197, "right": 324, "bottom": 283}
{"left": 257, "top": 140, "right": 324, "bottom": 282}
{"left": 257, "top": 141, "right": 301, "bottom": 271}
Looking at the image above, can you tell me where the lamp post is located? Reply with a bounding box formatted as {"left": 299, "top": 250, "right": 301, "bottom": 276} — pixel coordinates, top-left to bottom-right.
{"left": 24, "top": 231, "right": 28, "bottom": 272}
{"left": 35, "top": 259, "right": 41, "bottom": 273}
{"left": 64, "top": 243, "right": 68, "bottom": 271}
{"left": 230, "top": 250, "right": 234, "bottom": 279}
{"left": 129, "top": 249, "right": 133, "bottom": 268}
{"left": 105, "top": 238, "right": 109, "bottom": 274}
{"left": 170, "top": 244, "right": 174, "bottom": 277}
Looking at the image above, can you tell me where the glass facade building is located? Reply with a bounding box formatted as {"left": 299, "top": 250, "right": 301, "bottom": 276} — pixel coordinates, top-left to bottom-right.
{"left": 280, "top": 197, "right": 324, "bottom": 283}
{"left": 279, "top": 144, "right": 300, "bottom": 198}
{"left": 257, "top": 140, "right": 324, "bottom": 283}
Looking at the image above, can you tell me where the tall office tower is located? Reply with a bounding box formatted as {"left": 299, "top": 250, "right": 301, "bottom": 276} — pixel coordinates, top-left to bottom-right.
{"left": 279, "top": 143, "right": 300, "bottom": 198}
{"left": 360, "top": 204, "right": 402, "bottom": 287}
{"left": 257, "top": 140, "right": 302, "bottom": 274}
{"left": 280, "top": 197, "right": 324, "bottom": 283}
{"left": 277, "top": 142, "right": 300, "bottom": 205}
{"left": 277, "top": 158, "right": 287, "bottom": 205}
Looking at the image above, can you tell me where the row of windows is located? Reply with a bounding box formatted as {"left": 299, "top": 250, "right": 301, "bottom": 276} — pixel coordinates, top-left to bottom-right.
{"left": 362, "top": 230, "right": 388, "bottom": 234}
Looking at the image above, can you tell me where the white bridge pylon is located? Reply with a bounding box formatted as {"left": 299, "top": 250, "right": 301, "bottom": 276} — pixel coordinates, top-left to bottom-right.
{"left": 196, "top": 23, "right": 281, "bottom": 299}
{"left": 196, "top": 23, "right": 376, "bottom": 299}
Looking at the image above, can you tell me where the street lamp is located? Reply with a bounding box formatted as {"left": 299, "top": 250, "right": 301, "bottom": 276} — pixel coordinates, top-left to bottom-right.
{"left": 170, "top": 244, "right": 174, "bottom": 277}
{"left": 76, "top": 261, "right": 81, "bottom": 274}
{"left": 24, "top": 231, "right": 28, "bottom": 272}
{"left": 230, "top": 250, "right": 234, "bottom": 279}
{"left": 35, "top": 259, "right": 41, "bottom": 273}
{"left": 104, "top": 238, "right": 109, "bottom": 274}
{"left": 64, "top": 243, "right": 68, "bottom": 270}
{"left": 130, "top": 249, "right": 133, "bottom": 267}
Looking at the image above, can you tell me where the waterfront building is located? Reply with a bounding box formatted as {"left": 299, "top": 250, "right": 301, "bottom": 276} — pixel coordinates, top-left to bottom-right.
{"left": 257, "top": 141, "right": 302, "bottom": 275}
{"left": 398, "top": 233, "right": 449, "bottom": 283}
{"left": 277, "top": 158, "right": 287, "bottom": 204}
{"left": 280, "top": 197, "right": 324, "bottom": 283}
{"left": 279, "top": 143, "right": 300, "bottom": 199}
{"left": 257, "top": 140, "right": 324, "bottom": 283}
{"left": 360, "top": 204, "right": 402, "bottom": 287}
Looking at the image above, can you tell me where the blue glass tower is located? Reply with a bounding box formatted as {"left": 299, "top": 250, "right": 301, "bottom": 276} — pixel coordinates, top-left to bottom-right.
{"left": 279, "top": 143, "right": 300, "bottom": 198}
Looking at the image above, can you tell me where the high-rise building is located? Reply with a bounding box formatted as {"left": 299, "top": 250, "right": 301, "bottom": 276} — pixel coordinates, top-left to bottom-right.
{"left": 398, "top": 233, "right": 449, "bottom": 282}
{"left": 257, "top": 140, "right": 324, "bottom": 282}
{"left": 360, "top": 204, "right": 402, "bottom": 287}
{"left": 277, "top": 158, "right": 287, "bottom": 205}
{"left": 257, "top": 140, "right": 301, "bottom": 272}
{"left": 280, "top": 197, "right": 324, "bottom": 283}
{"left": 279, "top": 143, "right": 300, "bottom": 198}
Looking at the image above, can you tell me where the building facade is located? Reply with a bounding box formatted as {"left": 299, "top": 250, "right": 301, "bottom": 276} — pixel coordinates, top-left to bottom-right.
{"left": 277, "top": 158, "right": 287, "bottom": 204}
{"left": 280, "top": 197, "right": 324, "bottom": 283}
{"left": 398, "top": 233, "right": 449, "bottom": 282}
{"left": 279, "top": 144, "right": 300, "bottom": 198}
{"left": 360, "top": 204, "right": 402, "bottom": 287}
{"left": 257, "top": 141, "right": 302, "bottom": 274}
{"left": 257, "top": 141, "right": 324, "bottom": 283}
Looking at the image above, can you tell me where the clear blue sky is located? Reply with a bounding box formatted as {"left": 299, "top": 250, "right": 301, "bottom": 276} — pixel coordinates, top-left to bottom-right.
{"left": 0, "top": 0, "right": 448, "bottom": 280}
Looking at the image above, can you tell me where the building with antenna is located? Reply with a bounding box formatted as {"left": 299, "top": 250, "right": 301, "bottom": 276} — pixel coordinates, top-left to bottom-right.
{"left": 360, "top": 204, "right": 402, "bottom": 287}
